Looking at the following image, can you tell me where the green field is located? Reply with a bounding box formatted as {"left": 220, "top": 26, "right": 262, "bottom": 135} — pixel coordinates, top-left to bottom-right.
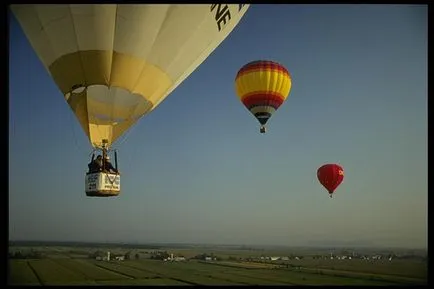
{"left": 273, "top": 258, "right": 427, "bottom": 280}
{"left": 8, "top": 260, "right": 40, "bottom": 285}
{"left": 52, "top": 259, "right": 129, "bottom": 281}
{"left": 8, "top": 244, "right": 427, "bottom": 286}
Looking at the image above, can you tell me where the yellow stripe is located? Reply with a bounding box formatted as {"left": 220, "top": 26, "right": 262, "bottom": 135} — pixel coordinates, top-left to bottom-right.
{"left": 50, "top": 50, "right": 173, "bottom": 147}
{"left": 67, "top": 89, "right": 90, "bottom": 142}
{"left": 49, "top": 50, "right": 173, "bottom": 102}
{"left": 237, "top": 67, "right": 290, "bottom": 79}
{"left": 235, "top": 70, "right": 291, "bottom": 101}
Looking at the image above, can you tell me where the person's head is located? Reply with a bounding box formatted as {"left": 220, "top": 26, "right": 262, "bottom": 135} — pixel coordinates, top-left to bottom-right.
{"left": 105, "top": 155, "right": 110, "bottom": 161}
{"left": 97, "top": 155, "right": 102, "bottom": 160}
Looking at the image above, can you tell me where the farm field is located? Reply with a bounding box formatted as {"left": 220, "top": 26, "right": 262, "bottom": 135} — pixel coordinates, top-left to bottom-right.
{"left": 9, "top": 257, "right": 427, "bottom": 286}
{"left": 8, "top": 243, "right": 427, "bottom": 286}
{"left": 272, "top": 258, "right": 427, "bottom": 280}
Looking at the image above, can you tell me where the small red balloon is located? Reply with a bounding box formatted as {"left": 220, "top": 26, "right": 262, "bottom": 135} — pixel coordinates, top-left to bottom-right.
{"left": 317, "top": 164, "right": 344, "bottom": 197}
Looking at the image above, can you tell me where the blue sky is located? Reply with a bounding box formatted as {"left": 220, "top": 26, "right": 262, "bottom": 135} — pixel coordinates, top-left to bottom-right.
{"left": 9, "top": 4, "right": 427, "bottom": 249}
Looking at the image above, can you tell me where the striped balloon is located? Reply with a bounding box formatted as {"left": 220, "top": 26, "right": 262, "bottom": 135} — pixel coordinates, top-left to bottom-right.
{"left": 235, "top": 60, "right": 292, "bottom": 133}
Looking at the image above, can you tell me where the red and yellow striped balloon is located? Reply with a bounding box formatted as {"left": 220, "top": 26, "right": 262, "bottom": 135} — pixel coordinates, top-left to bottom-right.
{"left": 235, "top": 60, "right": 292, "bottom": 133}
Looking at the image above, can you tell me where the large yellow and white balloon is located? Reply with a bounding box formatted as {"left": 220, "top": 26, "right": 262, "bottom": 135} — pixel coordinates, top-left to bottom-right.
{"left": 11, "top": 4, "right": 250, "bottom": 148}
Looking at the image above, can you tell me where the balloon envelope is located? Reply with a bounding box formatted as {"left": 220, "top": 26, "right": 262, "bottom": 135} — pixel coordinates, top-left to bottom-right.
{"left": 234, "top": 60, "right": 292, "bottom": 128}
{"left": 11, "top": 4, "right": 250, "bottom": 148}
{"left": 317, "top": 163, "right": 344, "bottom": 196}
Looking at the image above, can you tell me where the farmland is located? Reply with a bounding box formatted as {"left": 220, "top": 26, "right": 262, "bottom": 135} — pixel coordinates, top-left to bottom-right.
{"left": 8, "top": 242, "right": 427, "bottom": 286}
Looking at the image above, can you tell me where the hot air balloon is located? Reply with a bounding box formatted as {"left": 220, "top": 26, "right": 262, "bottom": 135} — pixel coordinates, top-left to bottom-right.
{"left": 11, "top": 4, "right": 250, "bottom": 197}
{"left": 317, "top": 164, "right": 344, "bottom": 198}
{"left": 234, "top": 60, "right": 292, "bottom": 133}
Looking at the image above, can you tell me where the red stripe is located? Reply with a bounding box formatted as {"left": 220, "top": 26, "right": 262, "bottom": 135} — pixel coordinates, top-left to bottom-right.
{"left": 242, "top": 93, "right": 285, "bottom": 109}
{"left": 236, "top": 60, "right": 290, "bottom": 79}
{"left": 240, "top": 60, "right": 288, "bottom": 72}
{"left": 240, "top": 63, "right": 287, "bottom": 74}
{"left": 241, "top": 91, "right": 285, "bottom": 99}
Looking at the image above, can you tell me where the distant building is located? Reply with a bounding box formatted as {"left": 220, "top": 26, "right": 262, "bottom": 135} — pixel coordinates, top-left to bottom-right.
{"left": 97, "top": 251, "right": 112, "bottom": 261}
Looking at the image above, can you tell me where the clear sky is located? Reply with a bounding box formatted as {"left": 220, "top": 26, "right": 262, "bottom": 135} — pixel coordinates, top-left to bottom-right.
{"left": 9, "top": 4, "right": 427, "bottom": 249}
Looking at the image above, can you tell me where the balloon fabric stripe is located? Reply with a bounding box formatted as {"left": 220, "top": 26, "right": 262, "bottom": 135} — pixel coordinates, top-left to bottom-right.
{"left": 241, "top": 93, "right": 285, "bottom": 108}
{"left": 236, "top": 68, "right": 290, "bottom": 79}
{"left": 253, "top": 112, "right": 272, "bottom": 125}
{"left": 235, "top": 62, "right": 290, "bottom": 79}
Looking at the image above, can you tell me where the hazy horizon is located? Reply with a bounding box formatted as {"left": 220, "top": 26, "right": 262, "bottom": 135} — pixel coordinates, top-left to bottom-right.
{"left": 8, "top": 239, "right": 428, "bottom": 251}
{"left": 9, "top": 5, "right": 427, "bottom": 249}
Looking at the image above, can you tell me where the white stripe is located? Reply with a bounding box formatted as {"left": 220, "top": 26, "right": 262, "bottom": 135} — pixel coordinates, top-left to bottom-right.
{"left": 249, "top": 106, "right": 276, "bottom": 115}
